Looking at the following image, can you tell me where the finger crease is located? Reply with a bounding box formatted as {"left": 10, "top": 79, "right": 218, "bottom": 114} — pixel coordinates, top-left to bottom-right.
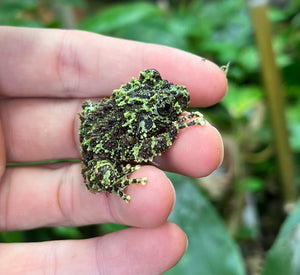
{"left": 57, "top": 31, "right": 81, "bottom": 97}
{"left": 56, "top": 165, "right": 75, "bottom": 225}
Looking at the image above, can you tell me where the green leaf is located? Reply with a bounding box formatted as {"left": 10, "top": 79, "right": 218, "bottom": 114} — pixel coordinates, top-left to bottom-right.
{"left": 101, "top": 223, "right": 128, "bottom": 234}
{"left": 0, "top": 231, "right": 24, "bottom": 242}
{"left": 0, "top": 0, "right": 38, "bottom": 25}
{"left": 235, "top": 177, "right": 265, "bottom": 193}
{"left": 221, "top": 84, "right": 263, "bottom": 118}
{"left": 276, "top": 200, "right": 300, "bottom": 239}
{"left": 289, "top": 123, "right": 300, "bottom": 152}
{"left": 287, "top": 102, "right": 300, "bottom": 152}
{"left": 53, "top": 0, "right": 84, "bottom": 6}
{"left": 114, "top": 18, "right": 189, "bottom": 50}
{"left": 52, "top": 227, "right": 82, "bottom": 239}
{"left": 262, "top": 200, "right": 300, "bottom": 275}
{"left": 236, "top": 46, "right": 259, "bottom": 72}
{"left": 166, "top": 174, "right": 245, "bottom": 275}
{"left": 0, "top": 0, "right": 37, "bottom": 9}
{"left": 79, "top": 2, "right": 161, "bottom": 34}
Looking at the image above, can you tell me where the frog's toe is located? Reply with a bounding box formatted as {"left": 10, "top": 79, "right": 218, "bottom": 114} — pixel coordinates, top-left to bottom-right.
{"left": 117, "top": 190, "right": 131, "bottom": 203}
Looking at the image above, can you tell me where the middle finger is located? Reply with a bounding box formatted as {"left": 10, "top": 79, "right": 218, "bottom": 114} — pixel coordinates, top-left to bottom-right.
{"left": 1, "top": 98, "right": 223, "bottom": 177}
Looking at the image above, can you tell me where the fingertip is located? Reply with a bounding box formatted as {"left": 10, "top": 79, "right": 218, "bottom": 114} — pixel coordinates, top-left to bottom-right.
{"left": 181, "top": 122, "right": 224, "bottom": 176}
{"left": 142, "top": 46, "right": 228, "bottom": 107}
{"left": 188, "top": 59, "right": 228, "bottom": 106}
{"left": 157, "top": 122, "right": 224, "bottom": 177}
{"left": 95, "top": 222, "right": 187, "bottom": 274}
{"left": 108, "top": 166, "right": 175, "bottom": 228}
{"left": 155, "top": 222, "right": 188, "bottom": 271}
{"left": 164, "top": 221, "right": 188, "bottom": 259}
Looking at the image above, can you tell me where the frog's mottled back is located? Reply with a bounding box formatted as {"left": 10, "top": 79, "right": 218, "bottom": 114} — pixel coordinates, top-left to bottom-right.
{"left": 79, "top": 69, "right": 205, "bottom": 202}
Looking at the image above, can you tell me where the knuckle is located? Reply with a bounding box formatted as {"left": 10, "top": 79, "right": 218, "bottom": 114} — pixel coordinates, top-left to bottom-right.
{"left": 56, "top": 30, "right": 82, "bottom": 97}
{"left": 56, "top": 164, "right": 77, "bottom": 224}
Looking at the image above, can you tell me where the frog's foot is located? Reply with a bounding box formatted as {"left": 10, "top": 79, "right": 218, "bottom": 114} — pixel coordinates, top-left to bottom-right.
{"left": 179, "top": 111, "right": 206, "bottom": 129}
{"left": 117, "top": 164, "right": 147, "bottom": 202}
{"left": 117, "top": 177, "right": 147, "bottom": 203}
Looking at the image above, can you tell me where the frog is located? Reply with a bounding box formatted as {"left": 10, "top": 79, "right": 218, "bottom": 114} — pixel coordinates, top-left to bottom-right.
{"left": 79, "top": 69, "right": 205, "bottom": 202}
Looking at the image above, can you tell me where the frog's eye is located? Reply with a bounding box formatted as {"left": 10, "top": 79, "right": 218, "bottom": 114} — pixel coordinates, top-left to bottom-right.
{"left": 162, "top": 102, "right": 171, "bottom": 112}
{"left": 156, "top": 99, "right": 172, "bottom": 116}
{"left": 176, "top": 92, "right": 189, "bottom": 109}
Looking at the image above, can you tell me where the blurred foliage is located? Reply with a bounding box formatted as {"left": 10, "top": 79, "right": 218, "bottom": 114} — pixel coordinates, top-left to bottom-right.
{"left": 166, "top": 174, "right": 246, "bottom": 275}
{"left": 263, "top": 200, "right": 300, "bottom": 275}
{"left": 1, "top": 0, "right": 300, "bottom": 274}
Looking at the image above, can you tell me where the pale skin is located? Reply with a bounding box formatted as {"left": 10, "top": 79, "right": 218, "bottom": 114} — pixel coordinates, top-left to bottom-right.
{"left": 0, "top": 27, "right": 227, "bottom": 274}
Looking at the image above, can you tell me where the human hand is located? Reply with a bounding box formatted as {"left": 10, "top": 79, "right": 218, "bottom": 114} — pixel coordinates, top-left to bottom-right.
{"left": 0, "top": 27, "right": 227, "bottom": 274}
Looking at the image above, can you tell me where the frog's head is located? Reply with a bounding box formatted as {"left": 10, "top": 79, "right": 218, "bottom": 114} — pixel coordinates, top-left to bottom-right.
{"left": 138, "top": 69, "right": 190, "bottom": 120}
{"left": 155, "top": 85, "right": 190, "bottom": 120}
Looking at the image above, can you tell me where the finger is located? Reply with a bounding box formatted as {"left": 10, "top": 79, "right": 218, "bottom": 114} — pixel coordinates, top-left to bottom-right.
{"left": 0, "top": 98, "right": 80, "bottom": 162}
{"left": 0, "top": 222, "right": 186, "bottom": 275}
{"left": 157, "top": 122, "right": 224, "bottom": 177}
{"left": 0, "top": 27, "right": 227, "bottom": 106}
{"left": 1, "top": 98, "right": 223, "bottom": 176}
{"left": 0, "top": 164, "right": 174, "bottom": 231}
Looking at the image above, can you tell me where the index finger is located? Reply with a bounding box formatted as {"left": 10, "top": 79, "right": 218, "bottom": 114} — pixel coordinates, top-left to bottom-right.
{"left": 0, "top": 27, "right": 227, "bottom": 106}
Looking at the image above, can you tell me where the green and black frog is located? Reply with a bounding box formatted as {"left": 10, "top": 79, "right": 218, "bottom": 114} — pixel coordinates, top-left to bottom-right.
{"left": 79, "top": 69, "right": 205, "bottom": 202}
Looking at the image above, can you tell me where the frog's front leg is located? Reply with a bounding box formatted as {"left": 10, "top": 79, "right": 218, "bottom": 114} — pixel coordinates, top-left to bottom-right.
{"left": 178, "top": 111, "right": 206, "bottom": 129}
{"left": 116, "top": 164, "right": 147, "bottom": 202}
{"left": 132, "top": 124, "right": 179, "bottom": 162}
{"left": 131, "top": 113, "right": 206, "bottom": 162}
